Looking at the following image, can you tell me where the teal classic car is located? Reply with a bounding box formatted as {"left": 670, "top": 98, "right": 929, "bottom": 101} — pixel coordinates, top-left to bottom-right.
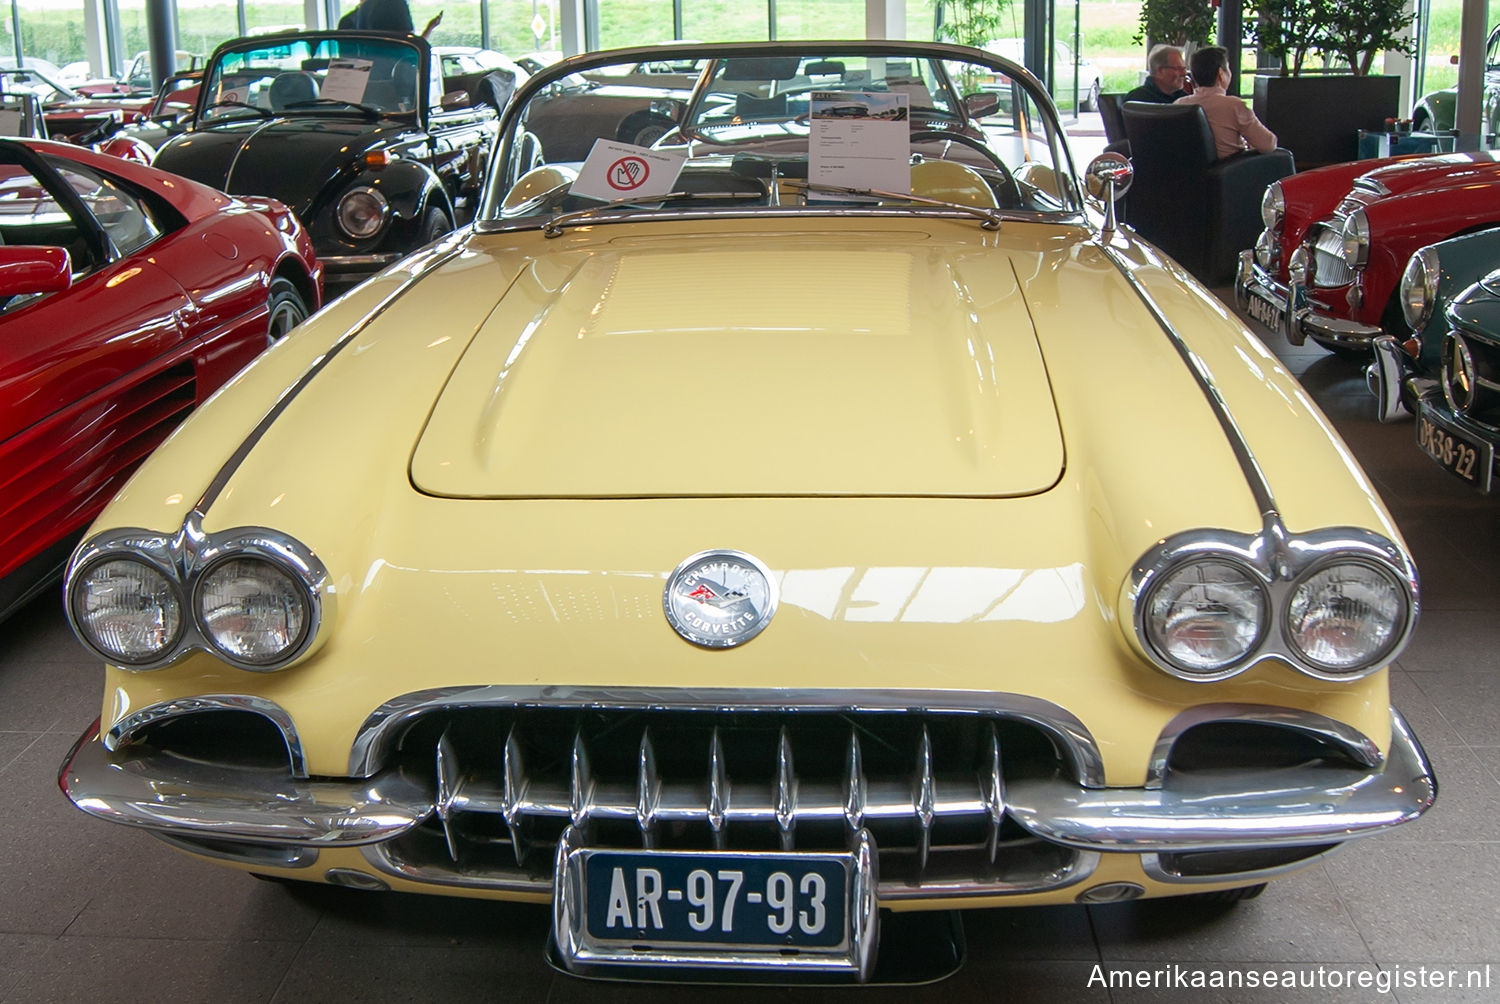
{"left": 1371, "top": 228, "right": 1500, "bottom": 491}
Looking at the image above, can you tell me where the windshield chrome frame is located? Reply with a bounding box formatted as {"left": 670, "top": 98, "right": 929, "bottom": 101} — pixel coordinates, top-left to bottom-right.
{"left": 477, "top": 39, "right": 1081, "bottom": 229}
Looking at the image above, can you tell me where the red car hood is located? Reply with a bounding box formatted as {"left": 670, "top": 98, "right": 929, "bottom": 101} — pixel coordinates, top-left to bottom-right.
{"left": 1354, "top": 151, "right": 1500, "bottom": 197}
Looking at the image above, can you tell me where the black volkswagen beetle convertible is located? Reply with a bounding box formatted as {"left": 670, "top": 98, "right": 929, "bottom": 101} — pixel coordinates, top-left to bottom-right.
{"left": 154, "top": 31, "right": 499, "bottom": 291}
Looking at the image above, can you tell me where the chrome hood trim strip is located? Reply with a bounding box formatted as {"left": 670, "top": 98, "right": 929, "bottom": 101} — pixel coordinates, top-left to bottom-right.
{"left": 347, "top": 685, "right": 1105, "bottom": 786}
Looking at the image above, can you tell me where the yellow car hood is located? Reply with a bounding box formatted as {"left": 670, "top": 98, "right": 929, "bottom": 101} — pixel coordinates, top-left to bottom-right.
{"left": 410, "top": 231, "right": 1063, "bottom": 498}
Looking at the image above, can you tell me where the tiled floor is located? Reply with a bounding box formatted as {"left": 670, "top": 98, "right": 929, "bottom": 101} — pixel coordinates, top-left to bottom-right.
{"left": 2, "top": 285, "right": 1497, "bottom": 1003}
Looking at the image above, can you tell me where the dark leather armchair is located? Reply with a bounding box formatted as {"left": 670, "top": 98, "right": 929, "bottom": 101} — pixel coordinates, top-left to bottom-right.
{"left": 1097, "top": 93, "right": 1127, "bottom": 147}
{"left": 1120, "top": 101, "right": 1295, "bottom": 285}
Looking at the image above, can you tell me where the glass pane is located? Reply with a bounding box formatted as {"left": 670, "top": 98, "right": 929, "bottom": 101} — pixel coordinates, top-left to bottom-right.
{"left": 203, "top": 34, "right": 424, "bottom": 119}
{"left": 595, "top": 1, "right": 675, "bottom": 49}
{"left": 52, "top": 159, "right": 162, "bottom": 256}
{"left": 774, "top": 0, "right": 864, "bottom": 40}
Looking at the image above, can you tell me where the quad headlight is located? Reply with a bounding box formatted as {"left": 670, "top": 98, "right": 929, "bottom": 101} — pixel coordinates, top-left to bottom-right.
{"left": 1400, "top": 246, "right": 1440, "bottom": 330}
{"left": 67, "top": 524, "right": 331, "bottom": 672}
{"left": 1127, "top": 527, "right": 1416, "bottom": 683}
{"left": 336, "top": 186, "right": 389, "bottom": 239}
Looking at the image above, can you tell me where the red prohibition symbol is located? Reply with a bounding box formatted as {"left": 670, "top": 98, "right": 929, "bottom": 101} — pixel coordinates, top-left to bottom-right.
{"left": 608, "top": 156, "right": 650, "bottom": 191}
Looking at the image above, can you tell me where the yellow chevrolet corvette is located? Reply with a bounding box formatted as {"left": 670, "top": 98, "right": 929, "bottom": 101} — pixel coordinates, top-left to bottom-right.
{"left": 59, "top": 41, "right": 1434, "bottom": 983}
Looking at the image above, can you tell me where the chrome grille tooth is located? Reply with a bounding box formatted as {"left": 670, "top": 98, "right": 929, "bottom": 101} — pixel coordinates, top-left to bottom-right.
{"left": 435, "top": 730, "right": 463, "bottom": 863}
{"left": 636, "top": 727, "right": 660, "bottom": 849}
{"left": 570, "top": 730, "right": 594, "bottom": 838}
{"left": 982, "top": 722, "right": 1005, "bottom": 864}
{"left": 914, "top": 725, "right": 935, "bottom": 874}
{"left": 775, "top": 726, "right": 797, "bottom": 851}
{"left": 843, "top": 728, "right": 867, "bottom": 841}
{"left": 707, "top": 726, "right": 729, "bottom": 850}
{"left": 500, "top": 723, "right": 530, "bottom": 865}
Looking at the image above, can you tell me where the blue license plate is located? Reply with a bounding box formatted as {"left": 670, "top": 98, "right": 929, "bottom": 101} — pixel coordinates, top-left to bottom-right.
{"left": 583, "top": 849, "right": 849, "bottom": 949}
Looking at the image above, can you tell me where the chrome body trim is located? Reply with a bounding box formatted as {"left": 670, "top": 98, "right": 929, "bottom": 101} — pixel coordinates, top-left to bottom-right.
{"left": 151, "top": 832, "right": 320, "bottom": 869}
{"left": 551, "top": 826, "right": 881, "bottom": 980}
{"left": 1123, "top": 525, "right": 1418, "bottom": 682}
{"left": 477, "top": 205, "right": 1084, "bottom": 239}
{"left": 66, "top": 517, "right": 336, "bottom": 674}
{"left": 59, "top": 720, "right": 433, "bottom": 845}
{"left": 1005, "top": 710, "right": 1433, "bottom": 851}
{"left": 321, "top": 252, "right": 404, "bottom": 270}
{"left": 1139, "top": 844, "right": 1344, "bottom": 886}
{"left": 1144, "top": 704, "right": 1383, "bottom": 788}
{"left": 105, "top": 695, "right": 310, "bottom": 779}
{"left": 334, "top": 185, "right": 391, "bottom": 240}
{"left": 346, "top": 686, "right": 1106, "bottom": 787}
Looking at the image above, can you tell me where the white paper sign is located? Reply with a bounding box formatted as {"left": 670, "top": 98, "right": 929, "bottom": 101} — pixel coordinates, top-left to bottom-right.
{"left": 808, "top": 91, "right": 910, "bottom": 201}
{"left": 0, "top": 109, "right": 23, "bottom": 136}
{"left": 319, "top": 59, "right": 374, "bottom": 105}
{"left": 570, "top": 140, "right": 688, "bottom": 202}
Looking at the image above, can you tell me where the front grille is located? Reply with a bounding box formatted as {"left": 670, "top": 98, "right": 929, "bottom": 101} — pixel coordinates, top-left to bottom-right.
{"left": 369, "top": 708, "right": 1092, "bottom": 898}
{"left": 1308, "top": 225, "right": 1354, "bottom": 288}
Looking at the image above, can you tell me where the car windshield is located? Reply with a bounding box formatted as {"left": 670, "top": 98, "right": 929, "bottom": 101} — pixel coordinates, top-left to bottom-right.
{"left": 200, "top": 34, "right": 424, "bottom": 120}
{"left": 481, "top": 41, "right": 1079, "bottom": 229}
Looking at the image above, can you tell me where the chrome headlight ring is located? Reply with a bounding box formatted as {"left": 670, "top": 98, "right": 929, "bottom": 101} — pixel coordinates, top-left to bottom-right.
{"left": 1400, "top": 246, "right": 1440, "bottom": 331}
{"left": 1125, "top": 526, "right": 1417, "bottom": 683}
{"left": 1341, "top": 210, "right": 1371, "bottom": 270}
{"left": 335, "top": 185, "right": 391, "bottom": 240}
{"left": 66, "top": 522, "right": 334, "bottom": 673}
{"left": 1260, "top": 182, "right": 1284, "bottom": 232}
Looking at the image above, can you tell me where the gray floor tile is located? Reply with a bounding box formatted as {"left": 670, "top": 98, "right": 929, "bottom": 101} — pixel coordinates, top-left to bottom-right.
{"left": 1102, "top": 963, "right": 1389, "bottom": 1003}
{"left": 1390, "top": 669, "right": 1465, "bottom": 749}
{"left": 1323, "top": 842, "right": 1500, "bottom": 961}
{"left": 1406, "top": 670, "right": 1500, "bottom": 742}
{"left": 1092, "top": 865, "right": 1372, "bottom": 964}
{"left": 274, "top": 941, "right": 555, "bottom": 1004}
{"left": 304, "top": 884, "right": 552, "bottom": 949}
{"left": 1373, "top": 745, "right": 1500, "bottom": 843}
{"left": 960, "top": 903, "right": 1099, "bottom": 962}
{"left": 9, "top": 936, "right": 301, "bottom": 1004}
{"left": 1396, "top": 610, "right": 1500, "bottom": 672}
{"left": 1390, "top": 964, "right": 1500, "bottom": 1004}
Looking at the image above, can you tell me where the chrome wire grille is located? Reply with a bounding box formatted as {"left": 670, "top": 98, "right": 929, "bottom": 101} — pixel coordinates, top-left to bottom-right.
{"left": 371, "top": 709, "right": 1091, "bottom": 898}
{"left": 1309, "top": 225, "right": 1355, "bottom": 288}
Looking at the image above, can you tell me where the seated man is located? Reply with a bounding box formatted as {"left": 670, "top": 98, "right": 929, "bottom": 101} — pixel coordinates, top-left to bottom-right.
{"left": 1123, "top": 44, "right": 1188, "bottom": 104}
{"left": 1174, "top": 46, "right": 1276, "bottom": 159}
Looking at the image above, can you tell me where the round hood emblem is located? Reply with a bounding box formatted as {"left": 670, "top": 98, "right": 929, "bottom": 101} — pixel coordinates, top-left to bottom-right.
{"left": 663, "top": 549, "right": 778, "bottom": 648}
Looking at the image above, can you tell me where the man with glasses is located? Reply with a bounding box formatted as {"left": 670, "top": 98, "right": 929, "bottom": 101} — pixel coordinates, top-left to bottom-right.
{"left": 1124, "top": 44, "right": 1189, "bottom": 104}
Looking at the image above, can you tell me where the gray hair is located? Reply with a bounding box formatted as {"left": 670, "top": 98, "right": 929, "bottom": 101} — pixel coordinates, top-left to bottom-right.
{"left": 1147, "top": 44, "right": 1182, "bottom": 73}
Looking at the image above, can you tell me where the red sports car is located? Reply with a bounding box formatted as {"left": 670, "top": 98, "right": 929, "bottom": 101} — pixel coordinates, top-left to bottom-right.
{"left": 1236, "top": 151, "right": 1500, "bottom": 357}
{"left": 0, "top": 138, "right": 322, "bottom": 621}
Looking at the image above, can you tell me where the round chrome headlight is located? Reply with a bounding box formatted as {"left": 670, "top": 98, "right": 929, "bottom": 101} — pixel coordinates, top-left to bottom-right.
{"left": 1288, "top": 246, "right": 1310, "bottom": 287}
{"left": 72, "top": 558, "right": 183, "bottom": 664}
{"left": 1400, "top": 246, "right": 1440, "bottom": 330}
{"left": 1142, "top": 559, "right": 1268, "bottom": 679}
{"left": 336, "top": 186, "right": 389, "bottom": 239}
{"left": 1341, "top": 211, "right": 1371, "bottom": 270}
{"left": 1285, "top": 561, "right": 1407, "bottom": 675}
{"left": 195, "top": 556, "right": 311, "bottom": 668}
{"left": 1254, "top": 228, "right": 1279, "bottom": 271}
{"left": 1260, "top": 182, "right": 1284, "bottom": 231}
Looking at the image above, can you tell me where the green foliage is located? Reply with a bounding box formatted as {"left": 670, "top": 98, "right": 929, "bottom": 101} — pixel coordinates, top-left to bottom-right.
{"left": 1246, "top": 0, "right": 1416, "bottom": 75}
{"left": 1134, "top": 0, "right": 1215, "bottom": 47}
{"left": 937, "top": 0, "right": 1014, "bottom": 50}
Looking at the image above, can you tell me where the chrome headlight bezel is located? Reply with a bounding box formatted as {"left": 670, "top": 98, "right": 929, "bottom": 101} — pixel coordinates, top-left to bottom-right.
{"left": 1287, "top": 246, "right": 1311, "bottom": 287}
{"left": 67, "top": 533, "right": 185, "bottom": 669}
{"left": 1125, "top": 526, "right": 1417, "bottom": 683}
{"left": 1400, "top": 246, "right": 1440, "bottom": 330}
{"left": 1340, "top": 210, "right": 1371, "bottom": 270}
{"left": 1260, "top": 181, "right": 1284, "bottom": 232}
{"left": 335, "top": 185, "right": 390, "bottom": 240}
{"left": 65, "top": 522, "right": 333, "bottom": 673}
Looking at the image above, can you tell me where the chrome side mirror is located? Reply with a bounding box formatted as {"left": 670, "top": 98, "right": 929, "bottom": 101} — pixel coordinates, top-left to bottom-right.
{"left": 1085, "top": 152, "right": 1133, "bottom": 235}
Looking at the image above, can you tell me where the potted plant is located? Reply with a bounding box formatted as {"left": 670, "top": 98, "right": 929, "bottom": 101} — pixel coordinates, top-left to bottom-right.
{"left": 1248, "top": 0, "right": 1416, "bottom": 166}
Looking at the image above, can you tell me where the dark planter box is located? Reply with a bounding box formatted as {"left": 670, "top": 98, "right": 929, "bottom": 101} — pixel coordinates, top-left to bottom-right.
{"left": 1253, "top": 74, "right": 1402, "bottom": 168}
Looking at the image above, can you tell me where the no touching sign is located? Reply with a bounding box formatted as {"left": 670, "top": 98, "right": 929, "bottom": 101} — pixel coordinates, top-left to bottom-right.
{"left": 571, "top": 140, "right": 688, "bottom": 202}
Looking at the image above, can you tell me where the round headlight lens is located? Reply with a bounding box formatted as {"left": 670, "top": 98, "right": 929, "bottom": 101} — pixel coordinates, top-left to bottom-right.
{"left": 336, "top": 187, "right": 388, "bottom": 239}
{"left": 1400, "top": 248, "right": 1437, "bottom": 330}
{"left": 1288, "top": 246, "right": 1310, "bottom": 287}
{"left": 1254, "top": 228, "right": 1279, "bottom": 271}
{"left": 1144, "top": 560, "right": 1268, "bottom": 677}
{"left": 74, "top": 558, "right": 183, "bottom": 663}
{"left": 197, "top": 557, "right": 310, "bottom": 666}
{"left": 1286, "top": 562, "right": 1405, "bottom": 674}
{"left": 1260, "top": 182, "right": 1284, "bottom": 231}
{"left": 1341, "top": 211, "right": 1371, "bottom": 269}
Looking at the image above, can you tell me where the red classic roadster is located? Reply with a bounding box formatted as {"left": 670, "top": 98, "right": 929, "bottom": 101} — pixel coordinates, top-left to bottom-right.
{"left": 1236, "top": 151, "right": 1500, "bottom": 357}
{"left": 0, "top": 138, "right": 322, "bottom": 621}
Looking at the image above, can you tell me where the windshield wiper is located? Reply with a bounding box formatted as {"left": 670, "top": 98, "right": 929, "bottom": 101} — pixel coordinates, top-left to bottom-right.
{"left": 783, "top": 179, "right": 1012, "bottom": 230}
{"left": 201, "top": 100, "right": 272, "bottom": 119}
{"left": 541, "top": 190, "right": 762, "bottom": 237}
{"left": 284, "top": 98, "right": 384, "bottom": 117}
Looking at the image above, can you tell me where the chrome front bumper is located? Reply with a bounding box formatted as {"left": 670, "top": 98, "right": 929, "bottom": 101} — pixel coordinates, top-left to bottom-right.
{"left": 60, "top": 707, "right": 1435, "bottom": 876}
{"left": 1235, "top": 251, "right": 1384, "bottom": 348}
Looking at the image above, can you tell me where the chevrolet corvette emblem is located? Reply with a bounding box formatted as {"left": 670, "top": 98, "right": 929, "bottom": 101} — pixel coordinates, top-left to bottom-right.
{"left": 663, "top": 550, "right": 778, "bottom": 648}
